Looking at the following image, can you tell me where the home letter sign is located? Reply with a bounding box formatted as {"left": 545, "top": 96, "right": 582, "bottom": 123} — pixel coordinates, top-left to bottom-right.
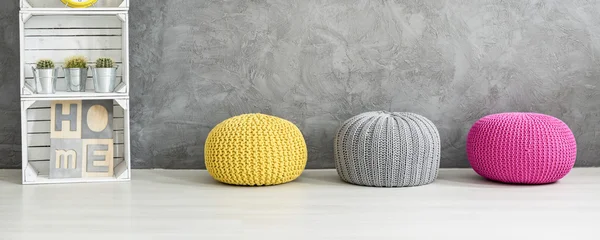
{"left": 49, "top": 100, "right": 114, "bottom": 179}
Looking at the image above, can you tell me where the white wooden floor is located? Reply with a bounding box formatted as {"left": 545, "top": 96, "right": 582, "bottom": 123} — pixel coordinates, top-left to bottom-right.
{"left": 0, "top": 169, "right": 598, "bottom": 240}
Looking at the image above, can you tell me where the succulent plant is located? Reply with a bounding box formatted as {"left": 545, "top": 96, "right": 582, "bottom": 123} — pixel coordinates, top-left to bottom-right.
{"left": 36, "top": 59, "right": 55, "bottom": 69}
{"left": 95, "top": 57, "right": 114, "bottom": 68}
{"left": 64, "top": 56, "right": 87, "bottom": 69}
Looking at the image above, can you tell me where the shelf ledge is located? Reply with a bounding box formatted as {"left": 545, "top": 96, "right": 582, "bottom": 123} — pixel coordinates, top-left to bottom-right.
{"left": 23, "top": 176, "right": 130, "bottom": 185}
{"left": 19, "top": 9, "right": 128, "bottom": 15}
{"left": 22, "top": 91, "right": 129, "bottom": 100}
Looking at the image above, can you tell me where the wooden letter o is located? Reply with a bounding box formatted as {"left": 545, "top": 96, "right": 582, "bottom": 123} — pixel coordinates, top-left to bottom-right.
{"left": 86, "top": 105, "right": 109, "bottom": 132}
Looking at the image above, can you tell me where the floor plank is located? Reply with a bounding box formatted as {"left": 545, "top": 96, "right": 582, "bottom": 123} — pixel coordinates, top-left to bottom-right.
{"left": 0, "top": 169, "right": 598, "bottom": 239}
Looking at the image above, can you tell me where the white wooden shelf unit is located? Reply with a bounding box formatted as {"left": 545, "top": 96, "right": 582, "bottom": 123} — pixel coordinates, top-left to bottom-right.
{"left": 19, "top": 0, "right": 131, "bottom": 184}
{"left": 21, "top": 0, "right": 129, "bottom": 10}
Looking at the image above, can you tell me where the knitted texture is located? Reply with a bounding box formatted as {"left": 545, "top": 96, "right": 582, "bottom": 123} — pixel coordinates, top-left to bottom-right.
{"left": 467, "top": 112, "right": 577, "bottom": 184}
{"left": 204, "top": 113, "right": 307, "bottom": 186}
{"left": 334, "top": 111, "right": 441, "bottom": 187}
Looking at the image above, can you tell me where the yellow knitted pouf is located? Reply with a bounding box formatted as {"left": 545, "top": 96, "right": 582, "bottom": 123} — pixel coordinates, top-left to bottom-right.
{"left": 204, "top": 113, "right": 307, "bottom": 186}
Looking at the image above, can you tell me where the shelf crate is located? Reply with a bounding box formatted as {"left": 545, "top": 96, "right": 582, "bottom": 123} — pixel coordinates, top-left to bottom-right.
{"left": 20, "top": 3, "right": 131, "bottom": 184}
{"left": 21, "top": 0, "right": 128, "bottom": 10}
{"left": 21, "top": 99, "right": 130, "bottom": 184}
{"left": 19, "top": 11, "right": 129, "bottom": 98}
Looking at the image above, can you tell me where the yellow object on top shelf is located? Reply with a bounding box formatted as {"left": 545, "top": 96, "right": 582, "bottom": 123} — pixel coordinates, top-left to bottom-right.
{"left": 61, "top": 0, "right": 98, "bottom": 8}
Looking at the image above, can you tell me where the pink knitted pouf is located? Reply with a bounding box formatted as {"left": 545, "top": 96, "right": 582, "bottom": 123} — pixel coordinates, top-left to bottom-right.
{"left": 466, "top": 112, "right": 577, "bottom": 184}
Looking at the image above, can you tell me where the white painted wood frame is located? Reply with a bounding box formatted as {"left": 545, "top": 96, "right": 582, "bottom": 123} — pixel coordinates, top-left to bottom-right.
{"left": 21, "top": 99, "right": 130, "bottom": 184}
{"left": 21, "top": 0, "right": 129, "bottom": 10}
{"left": 20, "top": 3, "right": 130, "bottom": 184}
{"left": 20, "top": 11, "right": 129, "bottom": 98}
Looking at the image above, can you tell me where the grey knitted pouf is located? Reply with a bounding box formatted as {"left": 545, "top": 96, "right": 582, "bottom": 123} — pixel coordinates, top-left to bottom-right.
{"left": 334, "top": 111, "right": 441, "bottom": 187}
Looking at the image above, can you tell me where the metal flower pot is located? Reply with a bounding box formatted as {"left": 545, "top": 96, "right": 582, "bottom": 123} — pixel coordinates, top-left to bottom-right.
{"left": 64, "top": 67, "right": 88, "bottom": 92}
{"left": 32, "top": 66, "right": 57, "bottom": 94}
{"left": 92, "top": 65, "right": 118, "bottom": 93}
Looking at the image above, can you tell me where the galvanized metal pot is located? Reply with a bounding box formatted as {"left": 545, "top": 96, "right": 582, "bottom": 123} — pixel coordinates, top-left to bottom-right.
{"left": 92, "top": 65, "right": 118, "bottom": 93}
{"left": 32, "top": 66, "right": 57, "bottom": 94}
{"left": 64, "top": 67, "right": 88, "bottom": 92}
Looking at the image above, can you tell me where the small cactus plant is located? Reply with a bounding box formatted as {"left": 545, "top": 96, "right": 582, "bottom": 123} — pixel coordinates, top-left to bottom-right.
{"left": 36, "top": 59, "right": 55, "bottom": 69}
{"left": 64, "top": 56, "right": 87, "bottom": 69}
{"left": 96, "top": 58, "right": 115, "bottom": 68}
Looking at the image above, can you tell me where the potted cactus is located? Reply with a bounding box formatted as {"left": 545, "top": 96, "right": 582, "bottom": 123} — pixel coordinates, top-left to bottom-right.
{"left": 92, "top": 57, "right": 118, "bottom": 93}
{"left": 32, "top": 59, "right": 58, "bottom": 94}
{"left": 63, "top": 56, "right": 88, "bottom": 92}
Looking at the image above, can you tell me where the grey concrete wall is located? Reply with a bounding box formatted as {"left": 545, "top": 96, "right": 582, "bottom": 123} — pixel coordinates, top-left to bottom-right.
{"left": 2, "top": 0, "right": 600, "bottom": 169}
{"left": 0, "top": 0, "right": 20, "bottom": 168}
